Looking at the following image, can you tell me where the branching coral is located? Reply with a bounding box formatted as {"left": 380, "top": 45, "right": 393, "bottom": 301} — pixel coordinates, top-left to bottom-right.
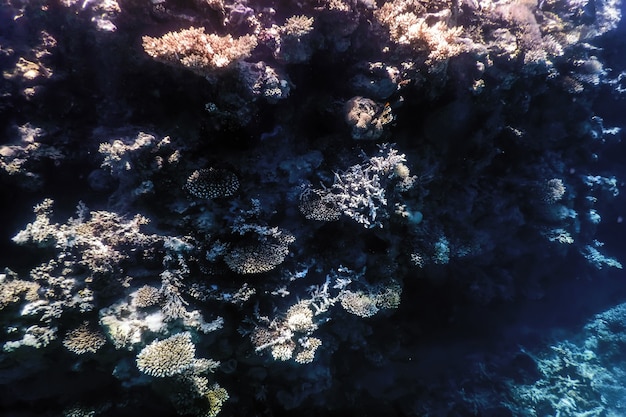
{"left": 0, "top": 124, "right": 64, "bottom": 190}
{"left": 374, "top": 0, "right": 465, "bottom": 65}
{"left": 339, "top": 281, "right": 402, "bottom": 317}
{"left": 142, "top": 27, "right": 257, "bottom": 76}
{"left": 266, "top": 15, "right": 316, "bottom": 63}
{"left": 303, "top": 144, "right": 411, "bottom": 228}
{"left": 136, "top": 332, "right": 198, "bottom": 377}
{"left": 248, "top": 266, "right": 401, "bottom": 364}
{"left": 4, "top": 200, "right": 167, "bottom": 352}
{"left": 135, "top": 332, "right": 224, "bottom": 414}
{"left": 294, "top": 337, "right": 322, "bottom": 364}
{"left": 3, "top": 325, "right": 58, "bottom": 352}
{"left": 63, "top": 321, "right": 107, "bottom": 354}
{"left": 0, "top": 0, "right": 624, "bottom": 413}
{"left": 205, "top": 384, "right": 229, "bottom": 417}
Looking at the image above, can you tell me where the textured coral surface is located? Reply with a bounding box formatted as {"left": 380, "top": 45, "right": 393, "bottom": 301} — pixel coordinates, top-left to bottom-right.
{"left": 0, "top": 0, "right": 626, "bottom": 416}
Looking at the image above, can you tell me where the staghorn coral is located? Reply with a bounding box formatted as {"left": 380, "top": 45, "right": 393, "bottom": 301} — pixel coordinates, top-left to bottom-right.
{"left": 62, "top": 321, "right": 107, "bottom": 354}
{"left": 96, "top": 131, "right": 183, "bottom": 208}
{"left": 100, "top": 292, "right": 223, "bottom": 351}
{"left": 184, "top": 168, "right": 240, "bottom": 199}
{"left": 4, "top": 200, "right": 162, "bottom": 338}
{"left": 506, "top": 303, "right": 626, "bottom": 416}
{"left": 14, "top": 200, "right": 159, "bottom": 277}
{"left": 374, "top": 0, "right": 465, "bottom": 65}
{"left": 248, "top": 267, "right": 400, "bottom": 365}
{"left": 307, "top": 144, "right": 409, "bottom": 228}
{"left": 248, "top": 267, "right": 401, "bottom": 364}
{"left": 142, "top": 27, "right": 257, "bottom": 76}
{"left": 12, "top": 198, "right": 58, "bottom": 248}
{"left": 136, "top": 332, "right": 197, "bottom": 377}
{"left": 98, "top": 132, "right": 161, "bottom": 176}
{"left": 0, "top": 0, "right": 624, "bottom": 412}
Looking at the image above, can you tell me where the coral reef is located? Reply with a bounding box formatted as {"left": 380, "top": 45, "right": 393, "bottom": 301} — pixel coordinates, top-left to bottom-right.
{"left": 0, "top": 0, "right": 624, "bottom": 415}
{"left": 63, "top": 322, "right": 107, "bottom": 355}
{"left": 136, "top": 332, "right": 200, "bottom": 378}
{"left": 142, "top": 28, "right": 258, "bottom": 76}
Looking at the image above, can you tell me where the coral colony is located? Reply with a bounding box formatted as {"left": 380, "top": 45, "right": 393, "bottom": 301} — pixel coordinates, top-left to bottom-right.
{"left": 0, "top": 0, "right": 625, "bottom": 415}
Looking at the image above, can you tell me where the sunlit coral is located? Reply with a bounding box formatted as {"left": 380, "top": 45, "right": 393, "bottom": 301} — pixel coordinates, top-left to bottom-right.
{"left": 142, "top": 27, "right": 257, "bottom": 76}
{"left": 136, "top": 332, "right": 197, "bottom": 377}
{"left": 294, "top": 337, "right": 322, "bottom": 364}
{"left": 375, "top": 1, "right": 464, "bottom": 64}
